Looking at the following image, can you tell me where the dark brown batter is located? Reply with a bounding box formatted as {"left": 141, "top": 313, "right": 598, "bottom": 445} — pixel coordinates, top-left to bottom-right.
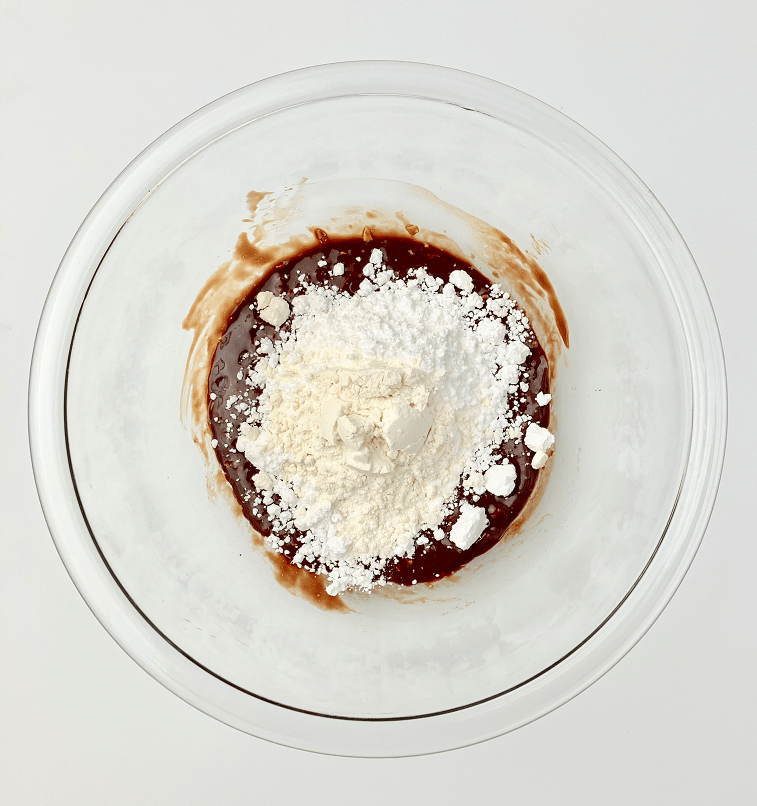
{"left": 208, "top": 237, "right": 550, "bottom": 590}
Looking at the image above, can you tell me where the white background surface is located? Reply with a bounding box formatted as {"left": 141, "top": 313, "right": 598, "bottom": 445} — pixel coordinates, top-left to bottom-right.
{"left": 1, "top": 1, "right": 754, "bottom": 803}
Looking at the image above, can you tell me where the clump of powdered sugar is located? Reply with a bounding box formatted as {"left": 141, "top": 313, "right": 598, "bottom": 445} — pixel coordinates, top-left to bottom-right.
{"left": 224, "top": 248, "right": 554, "bottom": 595}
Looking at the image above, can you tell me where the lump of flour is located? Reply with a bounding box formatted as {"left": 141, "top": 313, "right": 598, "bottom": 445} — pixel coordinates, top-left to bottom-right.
{"left": 255, "top": 290, "right": 290, "bottom": 327}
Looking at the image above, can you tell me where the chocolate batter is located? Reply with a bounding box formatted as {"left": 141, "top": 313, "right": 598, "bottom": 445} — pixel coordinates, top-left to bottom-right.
{"left": 208, "top": 237, "right": 550, "bottom": 588}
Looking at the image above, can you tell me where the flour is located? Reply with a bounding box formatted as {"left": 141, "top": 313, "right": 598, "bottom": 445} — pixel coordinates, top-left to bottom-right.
{"left": 255, "top": 291, "right": 290, "bottom": 327}
{"left": 228, "top": 251, "right": 554, "bottom": 595}
{"left": 524, "top": 423, "right": 556, "bottom": 470}
{"left": 449, "top": 502, "right": 489, "bottom": 550}
{"left": 483, "top": 462, "right": 517, "bottom": 497}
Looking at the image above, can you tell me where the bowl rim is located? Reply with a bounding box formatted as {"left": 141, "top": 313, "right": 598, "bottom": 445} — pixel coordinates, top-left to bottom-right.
{"left": 28, "top": 60, "right": 727, "bottom": 757}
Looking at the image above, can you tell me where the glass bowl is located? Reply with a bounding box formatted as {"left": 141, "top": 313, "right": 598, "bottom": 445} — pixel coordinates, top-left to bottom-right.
{"left": 29, "top": 62, "right": 726, "bottom": 756}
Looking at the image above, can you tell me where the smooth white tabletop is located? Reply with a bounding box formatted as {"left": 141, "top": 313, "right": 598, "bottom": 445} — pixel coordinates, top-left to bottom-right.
{"left": 1, "top": 1, "right": 754, "bottom": 803}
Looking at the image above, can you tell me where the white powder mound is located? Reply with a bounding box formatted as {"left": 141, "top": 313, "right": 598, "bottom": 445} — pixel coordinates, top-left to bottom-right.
{"left": 232, "top": 251, "right": 553, "bottom": 595}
